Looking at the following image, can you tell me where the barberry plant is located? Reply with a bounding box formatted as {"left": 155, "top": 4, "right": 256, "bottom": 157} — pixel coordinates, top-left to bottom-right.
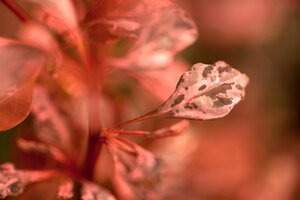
{"left": 0, "top": 0, "right": 249, "bottom": 199}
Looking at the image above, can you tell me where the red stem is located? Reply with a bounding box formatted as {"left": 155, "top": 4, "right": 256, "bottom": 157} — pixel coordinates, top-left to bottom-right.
{"left": 1, "top": 0, "right": 30, "bottom": 23}
{"left": 117, "top": 130, "right": 150, "bottom": 136}
{"left": 110, "top": 109, "right": 159, "bottom": 130}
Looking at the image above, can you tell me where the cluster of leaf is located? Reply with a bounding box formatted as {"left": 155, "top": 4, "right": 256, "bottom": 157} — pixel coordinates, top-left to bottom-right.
{"left": 0, "top": 0, "right": 249, "bottom": 199}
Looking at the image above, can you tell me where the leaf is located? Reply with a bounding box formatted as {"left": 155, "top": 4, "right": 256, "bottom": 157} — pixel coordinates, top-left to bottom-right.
{"left": 154, "top": 61, "right": 249, "bottom": 120}
{"left": 112, "top": 6, "right": 198, "bottom": 70}
{"left": 0, "top": 163, "right": 54, "bottom": 198}
{"left": 0, "top": 84, "right": 33, "bottom": 131}
{"left": 31, "top": 86, "right": 72, "bottom": 153}
{"left": 111, "top": 140, "right": 163, "bottom": 200}
{"left": 81, "top": 182, "right": 116, "bottom": 200}
{"left": 114, "top": 138, "right": 163, "bottom": 183}
{"left": 17, "top": 138, "right": 68, "bottom": 164}
{"left": 57, "top": 178, "right": 74, "bottom": 199}
{"left": 133, "top": 60, "right": 186, "bottom": 101}
{"left": 0, "top": 39, "right": 44, "bottom": 93}
{"left": 28, "top": 0, "right": 78, "bottom": 31}
{"left": 0, "top": 39, "right": 45, "bottom": 131}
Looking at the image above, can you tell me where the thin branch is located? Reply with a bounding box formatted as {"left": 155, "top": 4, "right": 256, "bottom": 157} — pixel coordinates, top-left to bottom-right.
{"left": 1, "top": 0, "right": 31, "bottom": 23}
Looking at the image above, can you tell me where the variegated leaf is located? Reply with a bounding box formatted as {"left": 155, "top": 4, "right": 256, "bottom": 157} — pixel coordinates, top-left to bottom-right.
{"left": 155, "top": 61, "right": 249, "bottom": 120}
{"left": 81, "top": 182, "right": 116, "bottom": 200}
{"left": 57, "top": 178, "right": 74, "bottom": 199}
{"left": 0, "top": 163, "right": 54, "bottom": 198}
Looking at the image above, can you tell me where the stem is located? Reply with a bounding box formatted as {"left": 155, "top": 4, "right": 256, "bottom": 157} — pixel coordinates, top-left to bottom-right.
{"left": 117, "top": 130, "right": 150, "bottom": 136}
{"left": 83, "top": 132, "right": 102, "bottom": 180}
{"left": 111, "top": 109, "right": 159, "bottom": 130}
{"left": 1, "top": 0, "right": 30, "bottom": 23}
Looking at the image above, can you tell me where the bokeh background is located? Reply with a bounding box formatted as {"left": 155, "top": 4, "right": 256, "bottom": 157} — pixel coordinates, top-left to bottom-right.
{"left": 1, "top": 0, "right": 300, "bottom": 199}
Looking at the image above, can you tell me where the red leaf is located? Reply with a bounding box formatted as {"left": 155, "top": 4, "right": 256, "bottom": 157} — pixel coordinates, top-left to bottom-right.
{"left": 0, "top": 84, "right": 33, "bottom": 131}
{"left": 154, "top": 61, "right": 249, "bottom": 120}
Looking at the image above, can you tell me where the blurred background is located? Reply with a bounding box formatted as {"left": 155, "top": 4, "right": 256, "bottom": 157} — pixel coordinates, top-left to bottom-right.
{"left": 1, "top": 0, "right": 300, "bottom": 199}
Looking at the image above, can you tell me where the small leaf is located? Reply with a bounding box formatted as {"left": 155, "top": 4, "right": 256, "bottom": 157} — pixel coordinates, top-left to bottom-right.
{"left": 57, "top": 178, "right": 74, "bottom": 199}
{"left": 81, "top": 182, "right": 116, "bottom": 200}
{"left": 0, "top": 163, "right": 54, "bottom": 198}
{"left": 155, "top": 61, "right": 249, "bottom": 120}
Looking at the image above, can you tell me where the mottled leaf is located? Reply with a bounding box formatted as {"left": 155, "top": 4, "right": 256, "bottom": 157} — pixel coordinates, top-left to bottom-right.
{"left": 154, "top": 61, "right": 249, "bottom": 120}
{"left": 113, "top": 138, "right": 163, "bottom": 184}
{"left": 57, "top": 178, "right": 74, "bottom": 199}
{"left": 81, "top": 182, "right": 116, "bottom": 200}
{"left": 0, "top": 163, "right": 54, "bottom": 198}
{"left": 112, "top": 140, "right": 162, "bottom": 200}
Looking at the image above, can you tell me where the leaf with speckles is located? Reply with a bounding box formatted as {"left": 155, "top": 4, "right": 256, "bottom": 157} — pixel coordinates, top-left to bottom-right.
{"left": 57, "top": 178, "right": 74, "bottom": 199}
{"left": 81, "top": 182, "right": 116, "bottom": 200}
{"left": 152, "top": 61, "right": 249, "bottom": 120}
{"left": 0, "top": 163, "right": 54, "bottom": 198}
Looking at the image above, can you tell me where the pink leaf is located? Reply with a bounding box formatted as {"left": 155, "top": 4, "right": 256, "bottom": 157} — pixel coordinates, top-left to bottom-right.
{"left": 57, "top": 178, "right": 74, "bottom": 199}
{"left": 31, "top": 86, "right": 72, "bottom": 153}
{"left": 0, "top": 39, "right": 44, "bottom": 93}
{"left": 112, "top": 5, "right": 198, "bottom": 70}
{"left": 17, "top": 139, "right": 68, "bottom": 164}
{"left": 111, "top": 141, "right": 163, "bottom": 200}
{"left": 154, "top": 61, "right": 249, "bottom": 120}
{"left": 0, "top": 163, "right": 55, "bottom": 198}
{"left": 0, "top": 39, "right": 45, "bottom": 131}
{"left": 81, "top": 182, "right": 116, "bottom": 200}
{"left": 133, "top": 60, "right": 187, "bottom": 101}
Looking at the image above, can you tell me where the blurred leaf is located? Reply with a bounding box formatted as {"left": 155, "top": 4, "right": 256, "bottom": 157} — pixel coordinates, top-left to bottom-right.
{"left": 57, "top": 178, "right": 74, "bottom": 199}
{"left": 0, "top": 163, "right": 54, "bottom": 198}
{"left": 81, "top": 182, "right": 116, "bottom": 200}
{"left": 0, "top": 38, "right": 46, "bottom": 131}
